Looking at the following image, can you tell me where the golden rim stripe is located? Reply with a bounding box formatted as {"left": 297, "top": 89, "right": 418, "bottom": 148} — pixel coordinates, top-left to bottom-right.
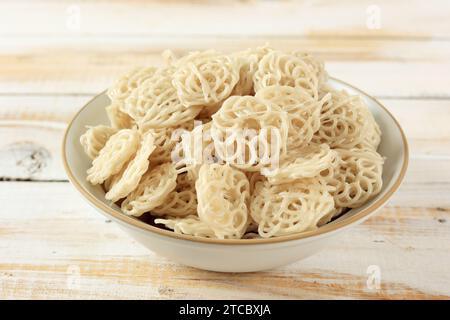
{"left": 61, "top": 77, "right": 409, "bottom": 245}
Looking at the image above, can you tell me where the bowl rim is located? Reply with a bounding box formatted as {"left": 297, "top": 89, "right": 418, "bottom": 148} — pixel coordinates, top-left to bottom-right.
{"left": 62, "top": 77, "right": 409, "bottom": 245}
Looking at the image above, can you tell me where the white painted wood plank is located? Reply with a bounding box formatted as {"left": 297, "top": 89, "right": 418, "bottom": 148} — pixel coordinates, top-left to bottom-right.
{"left": 1, "top": 1, "right": 449, "bottom": 38}
{"left": 0, "top": 0, "right": 449, "bottom": 301}
{"left": 1, "top": 42, "right": 450, "bottom": 97}
{"left": 0, "top": 182, "right": 448, "bottom": 299}
{"left": 0, "top": 95, "right": 89, "bottom": 122}
{"left": 0, "top": 122, "right": 66, "bottom": 181}
{"left": 3, "top": 36, "right": 450, "bottom": 61}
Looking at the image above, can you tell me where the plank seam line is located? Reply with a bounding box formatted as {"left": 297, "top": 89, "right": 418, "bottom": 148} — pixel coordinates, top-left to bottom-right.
{"left": 2, "top": 34, "right": 450, "bottom": 42}
{"left": 2, "top": 93, "right": 450, "bottom": 100}
{"left": 410, "top": 154, "right": 450, "bottom": 160}
{"left": 0, "top": 178, "right": 68, "bottom": 183}
{"left": 0, "top": 93, "right": 95, "bottom": 97}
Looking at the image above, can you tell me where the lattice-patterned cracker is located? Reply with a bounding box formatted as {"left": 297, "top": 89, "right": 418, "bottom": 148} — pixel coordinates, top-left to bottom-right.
{"left": 291, "top": 51, "right": 328, "bottom": 88}
{"left": 161, "top": 49, "right": 178, "bottom": 66}
{"left": 195, "top": 164, "right": 250, "bottom": 239}
{"left": 172, "top": 50, "right": 240, "bottom": 109}
{"left": 357, "top": 107, "right": 382, "bottom": 150}
{"left": 80, "top": 125, "right": 117, "bottom": 160}
{"left": 230, "top": 46, "right": 272, "bottom": 96}
{"left": 253, "top": 50, "right": 321, "bottom": 98}
{"left": 86, "top": 128, "right": 140, "bottom": 185}
{"left": 246, "top": 171, "right": 266, "bottom": 195}
{"left": 105, "top": 103, "right": 135, "bottom": 129}
{"left": 323, "top": 148, "right": 384, "bottom": 209}
{"left": 312, "top": 89, "right": 368, "bottom": 149}
{"left": 315, "top": 153, "right": 346, "bottom": 225}
{"left": 123, "top": 68, "right": 202, "bottom": 131}
{"left": 317, "top": 207, "right": 345, "bottom": 227}
{"left": 195, "top": 102, "right": 222, "bottom": 120}
{"left": 231, "top": 55, "right": 257, "bottom": 96}
{"left": 155, "top": 215, "right": 216, "bottom": 238}
{"left": 261, "top": 143, "right": 338, "bottom": 184}
{"left": 107, "top": 66, "right": 157, "bottom": 103}
{"left": 105, "top": 131, "right": 156, "bottom": 202}
{"left": 250, "top": 178, "right": 335, "bottom": 238}
{"left": 171, "top": 121, "right": 217, "bottom": 173}
{"left": 255, "top": 85, "right": 328, "bottom": 149}
{"left": 147, "top": 121, "right": 195, "bottom": 165}
{"left": 121, "top": 163, "right": 177, "bottom": 217}
{"left": 152, "top": 172, "right": 198, "bottom": 217}
{"left": 82, "top": 46, "right": 385, "bottom": 240}
{"left": 317, "top": 148, "right": 342, "bottom": 186}
{"left": 103, "top": 160, "right": 128, "bottom": 193}
{"left": 211, "top": 95, "right": 289, "bottom": 171}
{"left": 245, "top": 214, "right": 259, "bottom": 234}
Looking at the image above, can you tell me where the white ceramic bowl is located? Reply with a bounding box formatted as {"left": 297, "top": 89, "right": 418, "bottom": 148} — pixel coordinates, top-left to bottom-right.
{"left": 62, "top": 78, "right": 408, "bottom": 272}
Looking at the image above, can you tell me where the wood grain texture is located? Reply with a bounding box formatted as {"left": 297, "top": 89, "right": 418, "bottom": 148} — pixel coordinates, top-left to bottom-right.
{"left": 0, "top": 182, "right": 449, "bottom": 299}
{"left": 1, "top": 0, "right": 449, "bottom": 38}
{"left": 1, "top": 0, "right": 450, "bottom": 300}
{"left": 1, "top": 41, "right": 450, "bottom": 97}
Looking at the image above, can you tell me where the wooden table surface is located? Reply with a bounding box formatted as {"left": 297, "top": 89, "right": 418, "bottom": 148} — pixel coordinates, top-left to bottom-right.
{"left": 1, "top": 0, "right": 449, "bottom": 299}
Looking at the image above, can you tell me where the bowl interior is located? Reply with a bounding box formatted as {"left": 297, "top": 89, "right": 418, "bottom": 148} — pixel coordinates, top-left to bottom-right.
{"left": 63, "top": 78, "right": 407, "bottom": 242}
